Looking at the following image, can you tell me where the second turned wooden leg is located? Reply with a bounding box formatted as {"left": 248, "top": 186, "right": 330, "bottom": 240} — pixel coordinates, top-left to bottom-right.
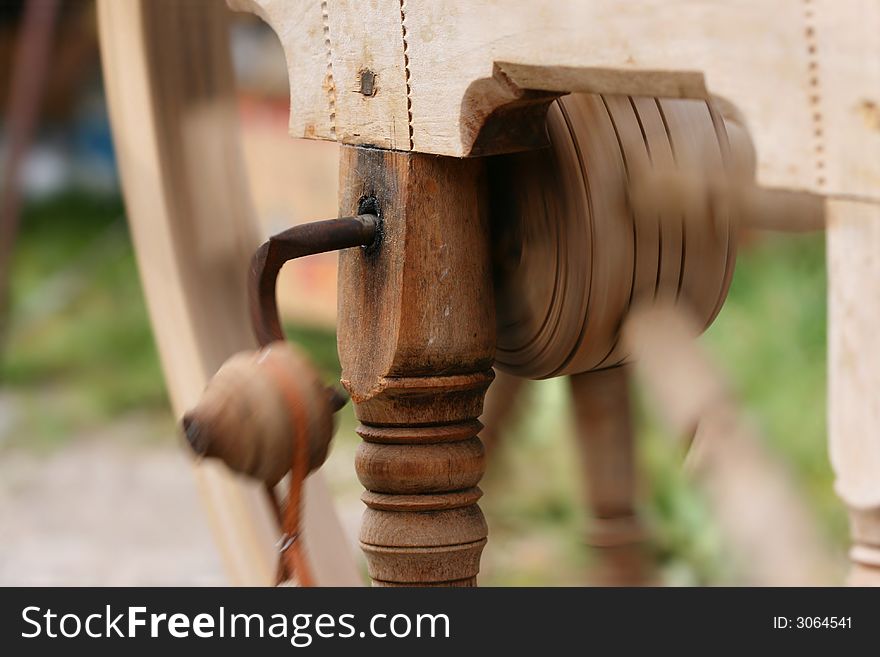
{"left": 337, "top": 146, "right": 495, "bottom": 586}
{"left": 827, "top": 199, "right": 880, "bottom": 586}
{"left": 570, "top": 366, "right": 652, "bottom": 585}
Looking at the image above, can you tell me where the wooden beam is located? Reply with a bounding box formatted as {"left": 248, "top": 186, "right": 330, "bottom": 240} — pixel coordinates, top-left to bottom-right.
{"left": 231, "top": 0, "right": 880, "bottom": 202}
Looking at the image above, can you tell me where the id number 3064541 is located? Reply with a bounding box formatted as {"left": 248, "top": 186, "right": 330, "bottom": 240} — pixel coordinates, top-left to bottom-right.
{"left": 773, "top": 617, "right": 852, "bottom": 629}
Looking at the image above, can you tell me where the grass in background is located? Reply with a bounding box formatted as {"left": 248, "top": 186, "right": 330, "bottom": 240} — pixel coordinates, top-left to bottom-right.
{"left": 1, "top": 192, "right": 167, "bottom": 448}
{"left": 1, "top": 193, "right": 838, "bottom": 583}
{"left": 704, "top": 233, "right": 840, "bottom": 538}
{"left": 479, "top": 232, "right": 837, "bottom": 585}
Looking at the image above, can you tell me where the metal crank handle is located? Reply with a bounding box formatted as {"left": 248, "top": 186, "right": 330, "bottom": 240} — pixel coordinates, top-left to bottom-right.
{"left": 182, "top": 213, "right": 379, "bottom": 486}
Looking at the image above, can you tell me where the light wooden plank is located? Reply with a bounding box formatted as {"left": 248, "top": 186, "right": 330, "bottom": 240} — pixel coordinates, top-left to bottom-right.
{"left": 232, "top": 0, "right": 880, "bottom": 201}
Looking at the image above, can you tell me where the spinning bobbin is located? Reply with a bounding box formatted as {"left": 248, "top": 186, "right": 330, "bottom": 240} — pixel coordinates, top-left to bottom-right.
{"left": 491, "top": 93, "right": 754, "bottom": 379}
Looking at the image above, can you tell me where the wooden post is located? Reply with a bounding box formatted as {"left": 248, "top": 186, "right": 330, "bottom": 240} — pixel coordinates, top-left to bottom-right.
{"left": 337, "top": 146, "right": 495, "bottom": 586}
{"left": 570, "top": 367, "right": 651, "bottom": 585}
{"left": 827, "top": 198, "right": 880, "bottom": 586}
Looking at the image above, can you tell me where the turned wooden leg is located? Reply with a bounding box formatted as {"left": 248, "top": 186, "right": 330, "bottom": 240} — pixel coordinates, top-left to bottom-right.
{"left": 570, "top": 366, "right": 651, "bottom": 585}
{"left": 337, "top": 146, "right": 495, "bottom": 586}
{"left": 827, "top": 199, "right": 880, "bottom": 585}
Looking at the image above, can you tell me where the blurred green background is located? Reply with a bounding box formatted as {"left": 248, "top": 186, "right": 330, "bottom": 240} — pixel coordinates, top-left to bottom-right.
{"left": 1, "top": 191, "right": 841, "bottom": 585}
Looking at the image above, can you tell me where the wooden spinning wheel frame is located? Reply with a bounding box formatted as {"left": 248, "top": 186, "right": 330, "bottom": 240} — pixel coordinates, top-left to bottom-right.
{"left": 98, "top": 0, "right": 880, "bottom": 586}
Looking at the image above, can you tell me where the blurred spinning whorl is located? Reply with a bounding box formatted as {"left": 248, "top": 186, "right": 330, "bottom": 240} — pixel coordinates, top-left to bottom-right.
{"left": 491, "top": 93, "right": 753, "bottom": 379}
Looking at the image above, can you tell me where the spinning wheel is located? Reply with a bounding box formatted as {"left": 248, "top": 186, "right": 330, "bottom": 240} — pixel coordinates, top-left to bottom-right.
{"left": 98, "top": 0, "right": 880, "bottom": 586}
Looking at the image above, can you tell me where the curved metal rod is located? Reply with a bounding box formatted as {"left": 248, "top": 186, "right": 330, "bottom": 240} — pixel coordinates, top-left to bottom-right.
{"left": 249, "top": 214, "right": 378, "bottom": 346}
{"left": 249, "top": 214, "right": 379, "bottom": 410}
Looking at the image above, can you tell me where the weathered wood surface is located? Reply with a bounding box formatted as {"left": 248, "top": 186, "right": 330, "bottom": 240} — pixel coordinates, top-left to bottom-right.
{"left": 231, "top": 0, "right": 880, "bottom": 203}
{"left": 337, "top": 146, "right": 495, "bottom": 585}
{"left": 98, "top": 0, "right": 360, "bottom": 586}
